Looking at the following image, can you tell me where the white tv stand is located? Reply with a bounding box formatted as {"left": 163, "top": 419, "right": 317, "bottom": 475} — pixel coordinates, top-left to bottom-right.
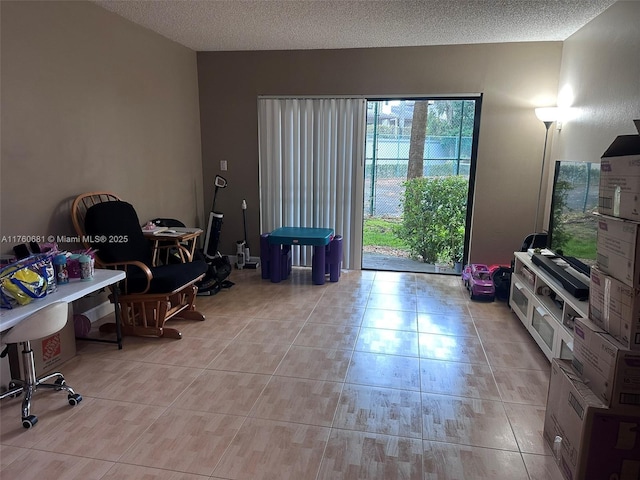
{"left": 509, "top": 252, "right": 589, "bottom": 362}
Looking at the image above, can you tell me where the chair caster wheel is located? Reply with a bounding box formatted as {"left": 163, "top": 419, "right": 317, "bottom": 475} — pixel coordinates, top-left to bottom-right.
{"left": 68, "top": 393, "right": 83, "bottom": 406}
{"left": 22, "top": 415, "right": 38, "bottom": 429}
{"left": 55, "top": 378, "right": 66, "bottom": 387}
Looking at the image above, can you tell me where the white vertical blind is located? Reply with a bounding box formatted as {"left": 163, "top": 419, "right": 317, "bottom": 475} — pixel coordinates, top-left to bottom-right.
{"left": 258, "top": 97, "right": 366, "bottom": 269}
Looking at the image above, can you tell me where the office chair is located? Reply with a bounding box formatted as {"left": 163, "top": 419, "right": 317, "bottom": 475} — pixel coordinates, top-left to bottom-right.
{"left": 78, "top": 197, "right": 208, "bottom": 339}
{"left": 0, "top": 302, "right": 82, "bottom": 429}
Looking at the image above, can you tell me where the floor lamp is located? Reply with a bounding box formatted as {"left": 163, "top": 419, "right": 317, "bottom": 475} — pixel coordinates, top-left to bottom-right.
{"left": 534, "top": 107, "right": 559, "bottom": 236}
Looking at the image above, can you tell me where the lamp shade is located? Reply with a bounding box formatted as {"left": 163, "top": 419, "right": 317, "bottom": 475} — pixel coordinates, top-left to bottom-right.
{"left": 535, "top": 107, "right": 559, "bottom": 123}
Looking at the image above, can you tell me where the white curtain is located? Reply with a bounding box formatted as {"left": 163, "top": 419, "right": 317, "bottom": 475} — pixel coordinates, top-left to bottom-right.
{"left": 258, "top": 97, "right": 366, "bottom": 269}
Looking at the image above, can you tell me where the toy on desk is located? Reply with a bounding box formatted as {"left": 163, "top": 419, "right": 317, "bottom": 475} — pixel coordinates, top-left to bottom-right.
{"left": 53, "top": 254, "right": 69, "bottom": 285}
{"left": 462, "top": 263, "right": 495, "bottom": 301}
{"left": 142, "top": 221, "right": 168, "bottom": 234}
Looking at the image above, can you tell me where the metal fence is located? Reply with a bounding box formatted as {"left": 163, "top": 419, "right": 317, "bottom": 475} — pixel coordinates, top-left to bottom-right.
{"left": 366, "top": 134, "right": 473, "bottom": 162}
{"left": 554, "top": 161, "right": 600, "bottom": 212}
{"left": 364, "top": 134, "right": 472, "bottom": 217}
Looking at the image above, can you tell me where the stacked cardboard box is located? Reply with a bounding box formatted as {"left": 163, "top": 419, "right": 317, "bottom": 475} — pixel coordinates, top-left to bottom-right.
{"left": 544, "top": 127, "right": 640, "bottom": 480}
{"left": 543, "top": 359, "right": 640, "bottom": 480}
{"left": 589, "top": 266, "right": 640, "bottom": 350}
{"left": 572, "top": 317, "right": 640, "bottom": 409}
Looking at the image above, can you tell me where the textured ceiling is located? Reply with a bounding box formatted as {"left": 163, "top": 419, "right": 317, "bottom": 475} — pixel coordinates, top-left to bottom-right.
{"left": 93, "top": 0, "right": 619, "bottom": 52}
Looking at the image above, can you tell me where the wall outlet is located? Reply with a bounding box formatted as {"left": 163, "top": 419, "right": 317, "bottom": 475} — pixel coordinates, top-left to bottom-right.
{"left": 220, "top": 160, "right": 227, "bottom": 171}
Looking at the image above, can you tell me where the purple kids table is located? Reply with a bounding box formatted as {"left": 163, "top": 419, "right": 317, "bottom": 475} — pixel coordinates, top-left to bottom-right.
{"left": 265, "top": 227, "right": 334, "bottom": 285}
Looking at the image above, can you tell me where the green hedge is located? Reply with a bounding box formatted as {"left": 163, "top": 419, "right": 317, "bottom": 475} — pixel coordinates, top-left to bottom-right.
{"left": 397, "top": 176, "right": 468, "bottom": 264}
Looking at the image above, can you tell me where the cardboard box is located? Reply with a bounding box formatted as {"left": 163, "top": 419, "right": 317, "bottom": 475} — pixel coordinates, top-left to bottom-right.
{"left": 10, "top": 303, "right": 77, "bottom": 378}
{"left": 595, "top": 214, "right": 640, "bottom": 289}
{"left": 544, "top": 359, "right": 640, "bottom": 480}
{"left": 598, "top": 134, "right": 640, "bottom": 221}
{"left": 572, "top": 317, "right": 640, "bottom": 408}
{"left": 589, "top": 266, "right": 640, "bottom": 350}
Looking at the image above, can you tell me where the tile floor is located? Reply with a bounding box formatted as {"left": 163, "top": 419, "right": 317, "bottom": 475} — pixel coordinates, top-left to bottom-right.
{"left": 0, "top": 268, "right": 565, "bottom": 480}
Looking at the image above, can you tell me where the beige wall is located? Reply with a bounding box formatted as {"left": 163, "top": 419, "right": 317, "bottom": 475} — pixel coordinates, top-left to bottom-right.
{"left": 0, "top": 1, "right": 204, "bottom": 255}
{"left": 550, "top": 1, "right": 640, "bottom": 178}
{"left": 198, "top": 43, "right": 562, "bottom": 264}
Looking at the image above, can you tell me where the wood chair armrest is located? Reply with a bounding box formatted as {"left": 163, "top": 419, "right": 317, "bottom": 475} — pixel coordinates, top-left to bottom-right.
{"left": 99, "top": 260, "right": 153, "bottom": 294}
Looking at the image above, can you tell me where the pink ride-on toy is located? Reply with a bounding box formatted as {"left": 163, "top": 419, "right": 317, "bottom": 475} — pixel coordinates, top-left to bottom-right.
{"left": 462, "top": 264, "right": 495, "bottom": 301}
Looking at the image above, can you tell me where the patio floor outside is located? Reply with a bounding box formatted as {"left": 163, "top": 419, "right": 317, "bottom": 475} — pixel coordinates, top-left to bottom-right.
{"left": 362, "top": 251, "right": 460, "bottom": 275}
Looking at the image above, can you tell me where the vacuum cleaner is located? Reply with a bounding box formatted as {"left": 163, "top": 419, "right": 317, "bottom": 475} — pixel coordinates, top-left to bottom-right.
{"left": 236, "top": 199, "right": 259, "bottom": 269}
{"left": 197, "top": 175, "right": 234, "bottom": 295}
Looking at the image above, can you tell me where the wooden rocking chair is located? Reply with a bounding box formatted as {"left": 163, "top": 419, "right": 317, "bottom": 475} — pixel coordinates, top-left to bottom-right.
{"left": 71, "top": 193, "right": 207, "bottom": 339}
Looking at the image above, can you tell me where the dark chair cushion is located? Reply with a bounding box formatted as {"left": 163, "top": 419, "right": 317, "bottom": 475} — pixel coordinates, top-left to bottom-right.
{"left": 85, "top": 201, "right": 153, "bottom": 266}
{"left": 127, "top": 260, "right": 208, "bottom": 294}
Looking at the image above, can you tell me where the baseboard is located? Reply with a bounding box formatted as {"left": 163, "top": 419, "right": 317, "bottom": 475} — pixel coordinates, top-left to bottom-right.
{"left": 78, "top": 300, "right": 114, "bottom": 323}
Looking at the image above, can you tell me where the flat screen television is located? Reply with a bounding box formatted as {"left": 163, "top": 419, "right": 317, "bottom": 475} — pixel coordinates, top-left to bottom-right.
{"left": 547, "top": 160, "right": 599, "bottom": 277}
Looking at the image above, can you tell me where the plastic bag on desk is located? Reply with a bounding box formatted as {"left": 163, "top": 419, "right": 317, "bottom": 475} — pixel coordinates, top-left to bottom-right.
{"left": 30, "top": 253, "right": 56, "bottom": 294}
{"left": 0, "top": 253, "right": 54, "bottom": 307}
{"left": 1, "top": 267, "right": 47, "bottom": 305}
{"left": 21, "top": 253, "right": 56, "bottom": 294}
{"left": 1, "top": 288, "right": 16, "bottom": 309}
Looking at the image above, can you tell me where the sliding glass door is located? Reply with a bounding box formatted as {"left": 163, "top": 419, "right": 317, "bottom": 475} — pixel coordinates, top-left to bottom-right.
{"left": 362, "top": 97, "right": 481, "bottom": 274}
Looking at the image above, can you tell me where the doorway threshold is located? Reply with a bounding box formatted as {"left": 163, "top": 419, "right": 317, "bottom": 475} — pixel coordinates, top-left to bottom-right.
{"left": 362, "top": 252, "right": 459, "bottom": 275}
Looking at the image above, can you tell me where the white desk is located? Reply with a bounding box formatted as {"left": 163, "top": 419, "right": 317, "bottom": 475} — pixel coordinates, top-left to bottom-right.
{"left": 1, "top": 269, "right": 126, "bottom": 348}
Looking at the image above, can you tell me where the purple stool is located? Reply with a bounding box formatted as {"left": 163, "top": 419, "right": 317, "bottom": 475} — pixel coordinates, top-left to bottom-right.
{"left": 281, "top": 245, "right": 292, "bottom": 280}
{"left": 262, "top": 233, "right": 293, "bottom": 283}
{"left": 325, "top": 235, "right": 342, "bottom": 282}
